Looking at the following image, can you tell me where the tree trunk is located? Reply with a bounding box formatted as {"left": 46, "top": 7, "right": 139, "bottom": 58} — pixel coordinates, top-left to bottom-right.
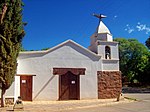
{"left": 1, "top": 84, "right": 6, "bottom": 107}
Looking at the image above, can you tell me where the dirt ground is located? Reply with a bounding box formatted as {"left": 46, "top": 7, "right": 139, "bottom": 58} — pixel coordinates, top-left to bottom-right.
{"left": 0, "top": 87, "right": 150, "bottom": 112}
{"left": 0, "top": 98, "right": 132, "bottom": 112}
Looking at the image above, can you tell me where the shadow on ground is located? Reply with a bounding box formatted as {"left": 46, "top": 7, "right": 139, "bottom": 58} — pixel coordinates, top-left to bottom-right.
{"left": 122, "top": 87, "right": 150, "bottom": 93}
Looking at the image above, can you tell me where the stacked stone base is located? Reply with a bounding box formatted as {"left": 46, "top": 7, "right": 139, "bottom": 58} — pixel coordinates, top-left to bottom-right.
{"left": 0, "top": 98, "right": 14, "bottom": 105}
{"left": 97, "top": 71, "right": 122, "bottom": 99}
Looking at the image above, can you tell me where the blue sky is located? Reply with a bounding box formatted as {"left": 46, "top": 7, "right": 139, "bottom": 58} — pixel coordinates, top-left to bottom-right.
{"left": 22, "top": 0, "right": 150, "bottom": 50}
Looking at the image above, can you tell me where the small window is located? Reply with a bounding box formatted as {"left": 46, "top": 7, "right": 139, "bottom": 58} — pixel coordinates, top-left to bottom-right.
{"left": 105, "top": 46, "right": 111, "bottom": 59}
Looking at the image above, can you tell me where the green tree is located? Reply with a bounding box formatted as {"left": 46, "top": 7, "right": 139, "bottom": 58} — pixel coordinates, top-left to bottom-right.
{"left": 114, "top": 38, "right": 149, "bottom": 84}
{"left": 145, "top": 36, "right": 150, "bottom": 50}
{"left": 143, "top": 37, "right": 150, "bottom": 85}
{"left": 0, "top": 0, "right": 25, "bottom": 107}
{"left": 138, "top": 54, "right": 150, "bottom": 84}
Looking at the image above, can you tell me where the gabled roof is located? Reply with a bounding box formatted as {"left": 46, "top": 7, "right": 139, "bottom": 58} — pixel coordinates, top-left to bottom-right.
{"left": 19, "top": 40, "right": 101, "bottom": 60}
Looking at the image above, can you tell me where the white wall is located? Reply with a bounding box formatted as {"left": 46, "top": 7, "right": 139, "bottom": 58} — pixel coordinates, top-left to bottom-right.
{"left": 14, "top": 76, "right": 20, "bottom": 102}
{"left": 3, "top": 82, "right": 14, "bottom": 98}
{"left": 102, "top": 60, "right": 119, "bottom": 71}
{"left": 17, "top": 43, "right": 101, "bottom": 100}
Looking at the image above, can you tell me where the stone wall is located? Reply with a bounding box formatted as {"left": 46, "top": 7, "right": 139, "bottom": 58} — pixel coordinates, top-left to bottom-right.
{"left": 0, "top": 98, "right": 14, "bottom": 105}
{"left": 97, "top": 71, "right": 122, "bottom": 99}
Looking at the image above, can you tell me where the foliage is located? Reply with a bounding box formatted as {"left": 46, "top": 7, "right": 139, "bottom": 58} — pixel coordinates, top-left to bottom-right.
{"left": 114, "top": 38, "right": 149, "bottom": 84}
{"left": 145, "top": 36, "right": 150, "bottom": 50}
{"left": 139, "top": 54, "right": 150, "bottom": 84}
{"left": 0, "top": 0, "right": 25, "bottom": 107}
{"left": 41, "top": 48, "right": 50, "bottom": 51}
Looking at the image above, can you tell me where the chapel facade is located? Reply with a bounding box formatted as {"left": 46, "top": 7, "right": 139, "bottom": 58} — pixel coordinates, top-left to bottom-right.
{"left": 5, "top": 15, "right": 122, "bottom": 102}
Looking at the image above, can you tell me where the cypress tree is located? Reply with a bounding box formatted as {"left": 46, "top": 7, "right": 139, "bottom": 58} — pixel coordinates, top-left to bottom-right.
{"left": 0, "top": 0, "right": 25, "bottom": 107}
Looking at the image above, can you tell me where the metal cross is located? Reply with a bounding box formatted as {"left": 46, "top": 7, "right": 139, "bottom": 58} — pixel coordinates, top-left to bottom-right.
{"left": 93, "top": 14, "right": 107, "bottom": 21}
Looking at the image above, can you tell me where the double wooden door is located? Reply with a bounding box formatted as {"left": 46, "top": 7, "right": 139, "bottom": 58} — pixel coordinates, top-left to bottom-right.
{"left": 59, "top": 71, "right": 80, "bottom": 100}
{"left": 20, "top": 76, "right": 32, "bottom": 101}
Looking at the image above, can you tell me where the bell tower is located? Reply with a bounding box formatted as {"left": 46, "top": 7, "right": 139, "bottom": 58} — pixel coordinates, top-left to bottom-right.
{"left": 89, "top": 14, "right": 122, "bottom": 99}
{"left": 88, "top": 14, "right": 119, "bottom": 60}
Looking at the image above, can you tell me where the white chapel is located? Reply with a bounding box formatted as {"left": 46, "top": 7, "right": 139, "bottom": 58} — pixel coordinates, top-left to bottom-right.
{"left": 5, "top": 14, "right": 122, "bottom": 102}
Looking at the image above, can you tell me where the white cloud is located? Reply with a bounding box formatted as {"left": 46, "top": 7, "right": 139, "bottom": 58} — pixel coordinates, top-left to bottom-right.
{"left": 136, "top": 24, "right": 146, "bottom": 31}
{"left": 137, "top": 22, "right": 140, "bottom": 25}
{"left": 128, "top": 29, "right": 134, "bottom": 33}
{"left": 145, "top": 27, "right": 150, "bottom": 34}
{"left": 136, "top": 23, "right": 150, "bottom": 34}
{"left": 114, "top": 15, "right": 117, "bottom": 18}
{"left": 124, "top": 22, "right": 150, "bottom": 34}
{"left": 124, "top": 24, "right": 134, "bottom": 34}
{"left": 113, "top": 15, "right": 118, "bottom": 20}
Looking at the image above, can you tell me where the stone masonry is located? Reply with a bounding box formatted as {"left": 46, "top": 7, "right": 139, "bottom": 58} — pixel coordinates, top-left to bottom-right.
{"left": 97, "top": 71, "right": 122, "bottom": 99}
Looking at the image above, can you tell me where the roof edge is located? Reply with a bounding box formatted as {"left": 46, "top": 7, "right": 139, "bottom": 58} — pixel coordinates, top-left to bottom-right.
{"left": 19, "top": 39, "right": 101, "bottom": 58}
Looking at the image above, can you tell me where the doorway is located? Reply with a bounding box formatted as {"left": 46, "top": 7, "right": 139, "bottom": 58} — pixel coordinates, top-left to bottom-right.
{"left": 59, "top": 71, "right": 80, "bottom": 100}
{"left": 20, "top": 75, "right": 32, "bottom": 101}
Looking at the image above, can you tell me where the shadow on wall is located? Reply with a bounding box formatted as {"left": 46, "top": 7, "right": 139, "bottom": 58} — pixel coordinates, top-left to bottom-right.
{"left": 68, "top": 42, "right": 100, "bottom": 61}
{"left": 33, "top": 75, "right": 55, "bottom": 100}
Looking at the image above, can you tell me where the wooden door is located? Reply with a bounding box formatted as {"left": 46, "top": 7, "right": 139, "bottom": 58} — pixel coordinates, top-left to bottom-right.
{"left": 69, "top": 73, "right": 79, "bottom": 100}
{"left": 20, "top": 76, "right": 32, "bottom": 101}
{"left": 59, "top": 73, "right": 69, "bottom": 100}
{"left": 59, "top": 71, "right": 79, "bottom": 100}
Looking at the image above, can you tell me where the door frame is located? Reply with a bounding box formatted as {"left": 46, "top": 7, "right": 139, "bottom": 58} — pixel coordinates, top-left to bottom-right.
{"left": 59, "top": 72, "right": 80, "bottom": 100}
{"left": 53, "top": 68, "right": 86, "bottom": 100}
{"left": 17, "top": 74, "right": 36, "bottom": 101}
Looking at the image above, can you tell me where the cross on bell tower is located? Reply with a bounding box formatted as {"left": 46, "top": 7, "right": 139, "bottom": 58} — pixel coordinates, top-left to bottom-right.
{"left": 93, "top": 14, "right": 107, "bottom": 21}
{"left": 92, "top": 14, "right": 112, "bottom": 39}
